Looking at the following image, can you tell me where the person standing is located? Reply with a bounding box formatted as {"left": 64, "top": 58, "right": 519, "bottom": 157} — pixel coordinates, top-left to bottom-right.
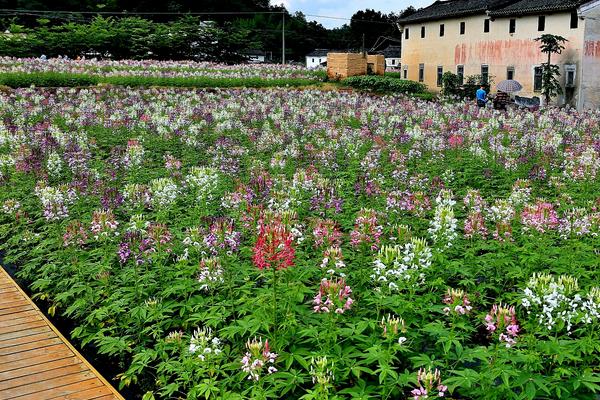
{"left": 476, "top": 85, "right": 487, "bottom": 108}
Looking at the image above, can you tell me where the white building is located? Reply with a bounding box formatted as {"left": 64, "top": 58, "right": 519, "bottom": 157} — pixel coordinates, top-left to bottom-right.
{"left": 242, "top": 50, "right": 267, "bottom": 63}
{"left": 306, "top": 49, "right": 328, "bottom": 69}
{"left": 380, "top": 45, "right": 402, "bottom": 69}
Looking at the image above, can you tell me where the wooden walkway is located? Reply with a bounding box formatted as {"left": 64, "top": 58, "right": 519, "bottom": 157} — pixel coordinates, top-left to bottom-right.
{"left": 0, "top": 267, "right": 124, "bottom": 400}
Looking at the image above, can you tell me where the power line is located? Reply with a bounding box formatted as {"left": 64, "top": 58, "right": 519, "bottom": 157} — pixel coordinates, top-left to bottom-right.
{"left": 0, "top": 8, "right": 398, "bottom": 25}
{"left": 0, "top": 9, "right": 284, "bottom": 15}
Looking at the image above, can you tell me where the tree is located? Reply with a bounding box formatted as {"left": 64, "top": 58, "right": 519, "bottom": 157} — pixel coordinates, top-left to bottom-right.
{"left": 535, "top": 34, "right": 568, "bottom": 105}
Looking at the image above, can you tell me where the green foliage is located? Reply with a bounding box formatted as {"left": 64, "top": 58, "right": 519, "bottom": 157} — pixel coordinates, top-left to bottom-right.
{"left": 342, "top": 76, "right": 426, "bottom": 94}
{"left": 0, "top": 72, "right": 99, "bottom": 87}
{"left": 535, "top": 34, "right": 568, "bottom": 104}
{"left": 441, "top": 72, "right": 461, "bottom": 97}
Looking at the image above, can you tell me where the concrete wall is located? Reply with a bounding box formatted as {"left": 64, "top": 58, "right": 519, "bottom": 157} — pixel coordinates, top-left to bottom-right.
{"left": 580, "top": 1, "right": 600, "bottom": 109}
{"left": 401, "top": 12, "right": 585, "bottom": 105}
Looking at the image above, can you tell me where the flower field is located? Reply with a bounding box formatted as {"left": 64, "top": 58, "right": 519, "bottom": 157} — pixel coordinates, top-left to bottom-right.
{"left": 0, "top": 57, "right": 323, "bottom": 80}
{"left": 1, "top": 86, "right": 600, "bottom": 399}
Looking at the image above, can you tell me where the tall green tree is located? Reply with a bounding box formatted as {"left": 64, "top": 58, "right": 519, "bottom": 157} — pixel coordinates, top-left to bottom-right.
{"left": 535, "top": 34, "right": 568, "bottom": 105}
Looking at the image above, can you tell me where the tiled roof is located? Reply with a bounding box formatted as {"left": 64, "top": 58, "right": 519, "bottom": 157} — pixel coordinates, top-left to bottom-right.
{"left": 379, "top": 45, "right": 401, "bottom": 58}
{"left": 398, "top": 0, "right": 518, "bottom": 23}
{"left": 306, "top": 49, "right": 329, "bottom": 57}
{"left": 488, "top": 0, "right": 587, "bottom": 16}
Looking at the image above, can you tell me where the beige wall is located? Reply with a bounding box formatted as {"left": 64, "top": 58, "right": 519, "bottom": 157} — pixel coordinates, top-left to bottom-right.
{"left": 580, "top": 1, "right": 600, "bottom": 110}
{"left": 401, "top": 12, "right": 585, "bottom": 104}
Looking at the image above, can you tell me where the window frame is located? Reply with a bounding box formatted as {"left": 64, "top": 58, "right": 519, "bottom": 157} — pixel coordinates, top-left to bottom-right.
{"left": 538, "top": 15, "right": 546, "bottom": 31}
{"left": 509, "top": 18, "right": 516, "bottom": 33}
{"left": 403, "top": 65, "right": 408, "bottom": 79}
{"left": 484, "top": 18, "right": 490, "bottom": 33}
{"left": 460, "top": 21, "right": 466, "bottom": 35}
{"left": 418, "top": 63, "right": 425, "bottom": 82}
{"left": 534, "top": 66, "right": 543, "bottom": 92}
{"left": 570, "top": 12, "right": 578, "bottom": 29}
{"left": 481, "top": 64, "right": 489, "bottom": 85}
{"left": 437, "top": 66, "right": 443, "bottom": 87}
{"left": 507, "top": 66, "right": 515, "bottom": 80}
{"left": 457, "top": 65, "right": 464, "bottom": 85}
{"left": 421, "top": 26, "right": 426, "bottom": 38}
{"left": 565, "top": 64, "right": 576, "bottom": 87}
{"left": 405, "top": 28, "right": 410, "bottom": 39}
{"left": 440, "top": 23, "right": 445, "bottom": 37}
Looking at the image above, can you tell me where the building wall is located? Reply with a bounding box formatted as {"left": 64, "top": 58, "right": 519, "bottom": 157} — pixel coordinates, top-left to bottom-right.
{"left": 385, "top": 57, "right": 401, "bottom": 68}
{"left": 401, "top": 12, "right": 584, "bottom": 104}
{"left": 306, "top": 56, "right": 327, "bottom": 69}
{"left": 580, "top": 1, "right": 600, "bottom": 109}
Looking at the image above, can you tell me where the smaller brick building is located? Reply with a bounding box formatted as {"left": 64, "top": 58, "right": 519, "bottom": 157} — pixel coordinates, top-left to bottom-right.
{"left": 327, "top": 53, "right": 386, "bottom": 79}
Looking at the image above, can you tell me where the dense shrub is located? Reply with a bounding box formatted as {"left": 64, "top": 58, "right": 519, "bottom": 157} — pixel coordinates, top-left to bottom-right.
{"left": 342, "top": 75, "right": 426, "bottom": 94}
{"left": 0, "top": 72, "right": 99, "bottom": 87}
{"left": 441, "top": 72, "right": 492, "bottom": 100}
{"left": 0, "top": 72, "right": 317, "bottom": 88}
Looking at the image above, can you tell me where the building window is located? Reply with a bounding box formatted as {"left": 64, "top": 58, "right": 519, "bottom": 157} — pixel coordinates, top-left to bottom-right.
{"left": 437, "top": 66, "right": 443, "bottom": 86}
{"left": 460, "top": 21, "right": 465, "bottom": 35}
{"left": 507, "top": 66, "right": 515, "bottom": 80}
{"left": 484, "top": 19, "right": 490, "bottom": 33}
{"left": 312, "top": 58, "right": 315, "bottom": 63}
{"left": 421, "top": 26, "right": 425, "bottom": 38}
{"left": 534, "top": 66, "right": 543, "bottom": 92}
{"left": 405, "top": 28, "right": 409, "bottom": 39}
{"left": 457, "top": 65, "right": 464, "bottom": 84}
{"left": 538, "top": 16, "right": 546, "bottom": 31}
{"left": 509, "top": 19, "right": 516, "bottom": 33}
{"left": 571, "top": 12, "right": 578, "bottom": 29}
{"left": 403, "top": 66, "right": 408, "bottom": 79}
{"left": 419, "top": 63, "right": 424, "bottom": 82}
{"left": 565, "top": 65, "right": 576, "bottom": 87}
{"left": 481, "top": 65, "right": 489, "bottom": 84}
{"left": 440, "top": 24, "right": 445, "bottom": 36}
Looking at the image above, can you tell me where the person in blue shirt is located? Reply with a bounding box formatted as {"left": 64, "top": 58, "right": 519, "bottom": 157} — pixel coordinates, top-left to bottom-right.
{"left": 476, "top": 85, "right": 487, "bottom": 107}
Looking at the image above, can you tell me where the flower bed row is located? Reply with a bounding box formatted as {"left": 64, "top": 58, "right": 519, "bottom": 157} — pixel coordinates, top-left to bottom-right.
{"left": 0, "top": 57, "right": 325, "bottom": 80}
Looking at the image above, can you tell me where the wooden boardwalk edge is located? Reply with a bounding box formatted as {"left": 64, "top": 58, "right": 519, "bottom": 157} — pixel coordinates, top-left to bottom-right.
{"left": 0, "top": 266, "right": 125, "bottom": 400}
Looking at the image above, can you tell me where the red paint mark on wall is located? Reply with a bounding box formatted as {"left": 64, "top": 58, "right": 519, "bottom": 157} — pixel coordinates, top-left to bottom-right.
{"left": 454, "top": 39, "right": 553, "bottom": 64}
{"left": 454, "top": 43, "right": 467, "bottom": 64}
{"left": 584, "top": 40, "right": 600, "bottom": 57}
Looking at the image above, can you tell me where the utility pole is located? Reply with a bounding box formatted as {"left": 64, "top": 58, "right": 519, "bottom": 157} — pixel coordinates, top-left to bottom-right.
{"left": 362, "top": 33, "right": 366, "bottom": 57}
{"left": 282, "top": 12, "right": 286, "bottom": 65}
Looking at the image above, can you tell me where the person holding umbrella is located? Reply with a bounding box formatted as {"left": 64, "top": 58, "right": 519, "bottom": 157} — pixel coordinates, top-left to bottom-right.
{"left": 494, "top": 79, "right": 523, "bottom": 110}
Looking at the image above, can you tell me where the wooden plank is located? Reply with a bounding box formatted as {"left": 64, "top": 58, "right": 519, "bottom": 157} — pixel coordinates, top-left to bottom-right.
{"left": 52, "top": 385, "right": 115, "bottom": 400}
{"left": 0, "top": 331, "right": 57, "bottom": 348}
{"left": 0, "top": 356, "right": 81, "bottom": 381}
{"left": 0, "top": 345, "right": 72, "bottom": 372}
{"left": 0, "top": 299, "right": 30, "bottom": 310}
{"left": 0, "top": 305, "right": 34, "bottom": 316}
{"left": 0, "top": 267, "right": 124, "bottom": 400}
{"left": 0, "top": 363, "right": 89, "bottom": 391}
{"left": 0, "top": 310, "right": 38, "bottom": 323}
{"left": 0, "top": 319, "right": 50, "bottom": 336}
{"left": 0, "top": 314, "right": 44, "bottom": 327}
{"left": 0, "top": 324, "right": 49, "bottom": 340}
{"left": 11, "top": 377, "right": 105, "bottom": 399}
{"left": 3, "top": 370, "right": 97, "bottom": 398}
{"left": 0, "top": 337, "right": 63, "bottom": 355}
